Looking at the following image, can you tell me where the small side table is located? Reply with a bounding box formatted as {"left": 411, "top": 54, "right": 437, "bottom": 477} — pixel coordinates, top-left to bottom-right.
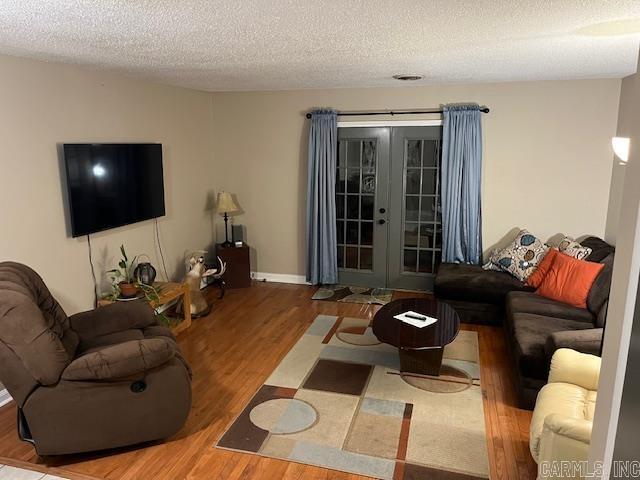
{"left": 216, "top": 243, "right": 251, "bottom": 288}
{"left": 98, "top": 282, "right": 192, "bottom": 336}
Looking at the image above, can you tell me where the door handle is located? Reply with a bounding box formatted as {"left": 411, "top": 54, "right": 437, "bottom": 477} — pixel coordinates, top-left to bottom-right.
{"left": 378, "top": 219, "right": 386, "bottom": 225}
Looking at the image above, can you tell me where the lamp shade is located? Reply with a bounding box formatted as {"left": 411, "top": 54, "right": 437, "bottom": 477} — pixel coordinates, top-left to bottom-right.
{"left": 216, "top": 191, "right": 240, "bottom": 214}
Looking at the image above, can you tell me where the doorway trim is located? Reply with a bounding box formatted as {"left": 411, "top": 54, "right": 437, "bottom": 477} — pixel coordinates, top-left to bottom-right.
{"left": 338, "top": 120, "right": 443, "bottom": 128}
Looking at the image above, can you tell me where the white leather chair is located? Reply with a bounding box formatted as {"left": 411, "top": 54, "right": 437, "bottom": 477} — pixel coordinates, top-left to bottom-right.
{"left": 530, "top": 348, "right": 600, "bottom": 479}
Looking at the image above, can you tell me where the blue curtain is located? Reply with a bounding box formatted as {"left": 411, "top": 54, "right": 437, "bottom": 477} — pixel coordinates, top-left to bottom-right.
{"left": 306, "top": 109, "right": 338, "bottom": 284}
{"left": 441, "top": 104, "right": 483, "bottom": 264}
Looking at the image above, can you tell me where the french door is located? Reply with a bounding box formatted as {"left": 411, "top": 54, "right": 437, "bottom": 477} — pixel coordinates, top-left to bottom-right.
{"left": 335, "top": 126, "right": 443, "bottom": 290}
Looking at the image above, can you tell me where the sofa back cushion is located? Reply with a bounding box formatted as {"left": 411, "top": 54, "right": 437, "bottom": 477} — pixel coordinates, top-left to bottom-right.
{"left": 536, "top": 254, "right": 604, "bottom": 309}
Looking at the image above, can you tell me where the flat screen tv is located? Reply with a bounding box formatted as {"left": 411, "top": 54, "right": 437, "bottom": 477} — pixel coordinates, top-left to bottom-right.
{"left": 63, "top": 143, "right": 165, "bottom": 237}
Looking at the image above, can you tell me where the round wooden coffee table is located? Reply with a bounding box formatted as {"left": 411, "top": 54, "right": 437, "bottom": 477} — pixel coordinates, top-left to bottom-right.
{"left": 372, "top": 297, "right": 460, "bottom": 376}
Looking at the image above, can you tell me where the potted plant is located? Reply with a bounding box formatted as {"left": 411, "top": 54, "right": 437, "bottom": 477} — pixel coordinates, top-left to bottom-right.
{"left": 107, "top": 245, "right": 139, "bottom": 298}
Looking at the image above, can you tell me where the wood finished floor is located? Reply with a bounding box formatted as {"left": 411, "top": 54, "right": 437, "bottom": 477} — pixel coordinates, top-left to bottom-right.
{"left": 0, "top": 282, "right": 537, "bottom": 480}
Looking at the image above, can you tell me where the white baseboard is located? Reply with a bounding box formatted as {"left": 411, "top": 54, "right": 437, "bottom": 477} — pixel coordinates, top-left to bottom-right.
{"left": 251, "top": 272, "right": 309, "bottom": 285}
{"left": 0, "top": 389, "right": 12, "bottom": 408}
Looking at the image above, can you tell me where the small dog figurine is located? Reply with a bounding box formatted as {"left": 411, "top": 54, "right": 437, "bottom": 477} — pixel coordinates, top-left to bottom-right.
{"left": 178, "top": 254, "right": 222, "bottom": 317}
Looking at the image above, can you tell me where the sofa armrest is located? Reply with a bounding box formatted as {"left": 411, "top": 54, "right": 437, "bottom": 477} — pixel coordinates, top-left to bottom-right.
{"left": 62, "top": 338, "right": 176, "bottom": 381}
{"left": 546, "top": 348, "right": 601, "bottom": 391}
{"left": 70, "top": 300, "right": 157, "bottom": 341}
{"left": 545, "top": 328, "right": 602, "bottom": 359}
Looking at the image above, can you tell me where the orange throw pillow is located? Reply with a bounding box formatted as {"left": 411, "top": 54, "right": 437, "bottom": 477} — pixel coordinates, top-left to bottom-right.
{"left": 526, "top": 248, "right": 559, "bottom": 288}
{"left": 536, "top": 253, "right": 604, "bottom": 308}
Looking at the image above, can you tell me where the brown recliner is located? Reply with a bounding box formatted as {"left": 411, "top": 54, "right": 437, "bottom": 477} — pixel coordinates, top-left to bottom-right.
{"left": 0, "top": 262, "right": 192, "bottom": 455}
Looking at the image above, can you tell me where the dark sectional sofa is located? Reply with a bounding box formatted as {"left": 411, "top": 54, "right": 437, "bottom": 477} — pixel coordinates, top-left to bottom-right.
{"left": 434, "top": 236, "right": 615, "bottom": 409}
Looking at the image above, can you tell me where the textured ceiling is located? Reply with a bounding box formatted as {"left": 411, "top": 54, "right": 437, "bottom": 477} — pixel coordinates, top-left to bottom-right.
{"left": 1, "top": 0, "right": 640, "bottom": 91}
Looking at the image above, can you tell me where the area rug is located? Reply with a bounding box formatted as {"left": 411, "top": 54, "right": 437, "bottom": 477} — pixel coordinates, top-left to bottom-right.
{"left": 312, "top": 285, "right": 394, "bottom": 305}
{"left": 216, "top": 315, "right": 489, "bottom": 479}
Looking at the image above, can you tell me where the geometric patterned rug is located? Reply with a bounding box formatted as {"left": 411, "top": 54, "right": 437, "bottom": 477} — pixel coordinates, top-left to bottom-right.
{"left": 312, "top": 285, "right": 394, "bottom": 305}
{"left": 216, "top": 315, "right": 489, "bottom": 479}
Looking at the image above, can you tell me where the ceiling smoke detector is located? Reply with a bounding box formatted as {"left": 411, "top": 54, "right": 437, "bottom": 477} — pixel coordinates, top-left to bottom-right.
{"left": 393, "top": 74, "right": 424, "bottom": 81}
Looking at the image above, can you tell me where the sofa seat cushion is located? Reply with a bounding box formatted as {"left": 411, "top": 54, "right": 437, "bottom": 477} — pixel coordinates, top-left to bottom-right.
{"left": 529, "top": 381, "right": 597, "bottom": 462}
{"left": 508, "top": 313, "right": 593, "bottom": 381}
{"left": 435, "top": 263, "right": 533, "bottom": 305}
{"left": 507, "top": 291, "right": 595, "bottom": 324}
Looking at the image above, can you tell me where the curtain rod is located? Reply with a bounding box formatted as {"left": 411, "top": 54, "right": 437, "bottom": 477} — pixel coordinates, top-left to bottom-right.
{"left": 305, "top": 106, "right": 490, "bottom": 119}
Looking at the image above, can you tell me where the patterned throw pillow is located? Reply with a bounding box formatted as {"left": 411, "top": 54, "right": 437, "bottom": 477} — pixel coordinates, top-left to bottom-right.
{"left": 557, "top": 236, "right": 592, "bottom": 260}
{"left": 483, "top": 230, "right": 548, "bottom": 281}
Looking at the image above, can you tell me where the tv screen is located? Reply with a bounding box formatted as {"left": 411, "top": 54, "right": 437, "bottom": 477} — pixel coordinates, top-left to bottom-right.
{"left": 63, "top": 143, "right": 165, "bottom": 237}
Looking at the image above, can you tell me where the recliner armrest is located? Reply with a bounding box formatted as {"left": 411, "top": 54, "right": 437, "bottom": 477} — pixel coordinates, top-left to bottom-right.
{"left": 543, "top": 414, "right": 592, "bottom": 445}
{"left": 70, "top": 300, "right": 157, "bottom": 341}
{"left": 545, "top": 328, "right": 602, "bottom": 359}
{"left": 62, "top": 337, "right": 176, "bottom": 381}
{"left": 546, "top": 348, "right": 601, "bottom": 391}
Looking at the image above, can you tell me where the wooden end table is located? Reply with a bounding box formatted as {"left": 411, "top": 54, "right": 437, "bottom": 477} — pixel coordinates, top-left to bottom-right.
{"left": 98, "top": 282, "right": 192, "bottom": 336}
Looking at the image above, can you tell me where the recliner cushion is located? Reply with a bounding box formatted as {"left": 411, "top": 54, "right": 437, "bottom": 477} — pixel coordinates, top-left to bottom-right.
{"left": 62, "top": 338, "right": 177, "bottom": 381}
{"left": 508, "top": 313, "right": 593, "bottom": 381}
{"left": 435, "top": 263, "right": 533, "bottom": 305}
{"left": 507, "top": 291, "right": 595, "bottom": 323}
{"left": 78, "top": 329, "right": 145, "bottom": 355}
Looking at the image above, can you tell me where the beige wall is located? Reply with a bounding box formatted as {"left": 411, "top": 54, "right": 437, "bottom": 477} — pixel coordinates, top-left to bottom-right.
{"left": 0, "top": 55, "right": 220, "bottom": 314}
{"left": 211, "top": 80, "right": 621, "bottom": 276}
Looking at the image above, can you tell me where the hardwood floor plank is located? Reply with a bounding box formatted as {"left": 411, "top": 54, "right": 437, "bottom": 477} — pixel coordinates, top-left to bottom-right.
{"left": 0, "top": 282, "right": 537, "bottom": 479}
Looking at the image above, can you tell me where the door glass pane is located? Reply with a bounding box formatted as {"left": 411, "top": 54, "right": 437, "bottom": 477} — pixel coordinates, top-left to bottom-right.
{"left": 407, "top": 140, "right": 421, "bottom": 167}
{"left": 345, "top": 247, "right": 358, "bottom": 269}
{"left": 360, "top": 248, "right": 373, "bottom": 270}
{"left": 434, "top": 227, "right": 442, "bottom": 249}
{"left": 403, "top": 249, "right": 417, "bottom": 272}
{"left": 362, "top": 174, "right": 375, "bottom": 193}
{"left": 336, "top": 194, "right": 345, "bottom": 219}
{"left": 346, "top": 221, "right": 359, "bottom": 244}
{"left": 405, "top": 169, "right": 421, "bottom": 194}
{"left": 404, "top": 223, "right": 418, "bottom": 247}
{"left": 362, "top": 141, "right": 376, "bottom": 172}
{"left": 337, "top": 245, "right": 344, "bottom": 268}
{"left": 419, "top": 224, "right": 434, "bottom": 249}
{"left": 422, "top": 140, "right": 438, "bottom": 167}
{"left": 361, "top": 195, "right": 374, "bottom": 220}
{"left": 420, "top": 197, "right": 436, "bottom": 222}
{"left": 347, "top": 142, "right": 360, "bottom": 167}
{"left": 347, "top": 195, "right": 359, "bottom": 219}
{"left": 337, "top": 221, "right": 345, "bottom": 245}
{"left": 421, "top": 169, "right": 437, "bottom": 195}
{"left": 347, "top": 169, "right": 360, "bottom": 193}
{"left": 405, "top": 196, "right": 419, "bottom": 222}
{"left": 336, "top": 169, "right": 346, "bottom": 193}
{"left": 361, "top": 222, "right": 373, "bottom": 245}
{"left": 418, "top": 250, "right": 434, "bottom": 273}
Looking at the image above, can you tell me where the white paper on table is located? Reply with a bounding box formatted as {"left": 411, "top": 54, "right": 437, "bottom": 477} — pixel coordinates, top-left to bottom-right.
{"left": 393, "top": 310, "right": 438, "bottom": 328}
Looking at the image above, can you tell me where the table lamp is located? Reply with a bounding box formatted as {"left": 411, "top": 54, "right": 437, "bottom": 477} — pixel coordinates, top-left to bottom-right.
{"left": 217, "top": 191, "right": 240, "bottom": 247}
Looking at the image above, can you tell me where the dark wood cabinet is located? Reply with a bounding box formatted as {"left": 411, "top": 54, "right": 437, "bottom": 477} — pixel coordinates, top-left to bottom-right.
{"left": 216, "top": 244, "right": 251, "bottom": 289}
